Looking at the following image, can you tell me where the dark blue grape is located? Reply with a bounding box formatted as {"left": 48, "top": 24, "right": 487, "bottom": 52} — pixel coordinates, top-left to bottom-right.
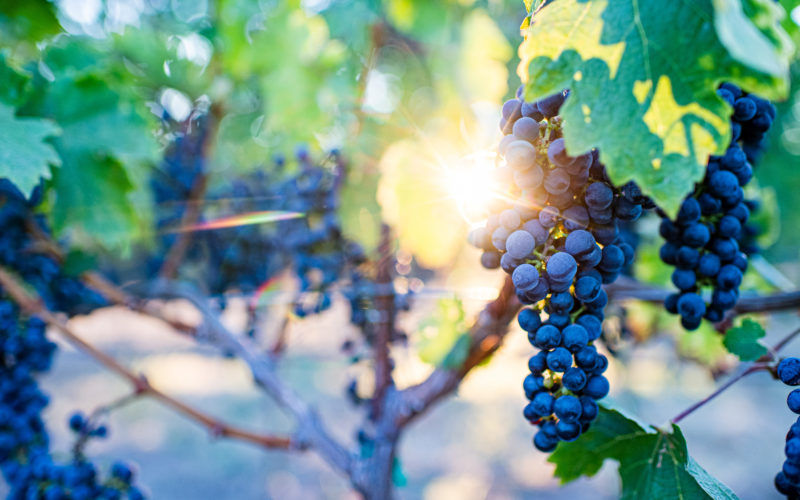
{"left": 677, "top": 293, "right": 706, "bottom": 320}
{"left": 533, "top": 430, "right": 559, "bottom": 452}
{"left": 518, "top": 308, "right": 542, "bottom": 332}
{"left": 788, "top": 390, "right": 800, "bottom": 415}
{"left": 536, "top": 91, "right": 567, "bottom": 118}
{"left": 553, "top": 395, "right": 582, "bottom": 422}
{"left": 697, "top": 253, "right": 721, "bottom": 277}
{"left": 512, "top": 117, "right": 541, "bottom": 143}
{"left": 584, "top": 182, "right": 614, "bottom": 210}
{"left": 716, "top": 265, "right": 743, "bottom": 289}
{"left": 779, "top": 358, "right": 800, "bottom": 386}
{"left": 535, "top": 325, "right": 562, "bottom": 350}
{"left": 584, "top": 376, "right": 610, "bottom": 399}
{"left": 531, "top": 392, "right": 555, "bottom": 416}
{"left": 562, "top": 367, "right": 587, "bottom": 392}
{"left": 547, "top": 252, "right": 577, "bottom": 281}
{"left": 546, "top": 347, "right": 572, "bottom": 372}
{"left": 556, "top": 420, "right": 581, "bottom": 441}
{"left": 562, "top": 324, "right": 589, "bottom": 353}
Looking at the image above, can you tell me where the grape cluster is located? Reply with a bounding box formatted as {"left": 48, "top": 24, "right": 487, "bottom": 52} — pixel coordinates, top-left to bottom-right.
{"left": 659, "top": 84, "right": 775, "bottom": 329}
{"left": 149, "top": 132, "right": 366, "bottom": 318}
{"left": 275, "top": 148, "right": 354, "bottom": 317}
{"left": 204, "top": 168, "right": 281, "bottom": 295}
{"left": 0, "top": 181, "right": 143, "bottom": 499}
{"left": 469, "top": 88, "right": 650, "bottom": 450}
{"left": 775, "top": 357, "right": 800, "bottom": 498}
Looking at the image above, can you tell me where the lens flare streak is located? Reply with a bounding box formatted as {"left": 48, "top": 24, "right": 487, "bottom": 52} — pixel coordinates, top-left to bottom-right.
{"left": 167, "top": 210, "right": 305, "bottom": 233}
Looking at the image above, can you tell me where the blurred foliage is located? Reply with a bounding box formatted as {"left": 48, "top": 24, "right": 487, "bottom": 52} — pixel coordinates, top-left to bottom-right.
{"left": 417, "top": 296, "right": 471, "bottom": 369}
{"left": 756, "top": 60, "right": 800, "bottom": 262}
{"left": 0, "top": 0, "right": 530, "bottom": 257}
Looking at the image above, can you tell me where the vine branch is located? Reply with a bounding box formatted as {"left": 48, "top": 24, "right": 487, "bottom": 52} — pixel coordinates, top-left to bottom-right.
{"left": 670, "top": 362, "right": 771, "bottom": 425}
{"left": 0, "top": 266, "right": 294, "bottom": 451}
{"left": 392, "top": 276, "right": 520, "bottom": 428}
{"left": 606, "top": 277, "right": 800, "bottom": 315}
{"left": 670, "top": 325, "right": 800, "bottom": 425}
{"left": 372, "top": 224, "right": 395, "bottom": 420}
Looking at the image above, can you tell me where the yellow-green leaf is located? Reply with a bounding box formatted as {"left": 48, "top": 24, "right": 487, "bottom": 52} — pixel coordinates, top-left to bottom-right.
{"left": 518, "top": 0, "right": 791, "bottom": 217}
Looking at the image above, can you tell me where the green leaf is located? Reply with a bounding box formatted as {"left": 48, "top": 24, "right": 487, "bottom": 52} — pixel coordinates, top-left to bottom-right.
{"left": 0, "top": 52, "right": 32, "bottom": 106}
{"left": 549, "top": 407, "right": 739, "bottom": 499}
{"left": 518, "top": 0, "right": 791, "bottom": 217}
{"left": 715, "top": 0, "right": 795, "bottom": 78}
{"left": 48, "top": 74, "right": 158, "bottom": 164}
{"left": 51, "top": 152, "right": 138, "bottom": 250}
{"left": 723, "top": 318, "right": 768, "bottom": 361}
{"left": 0, "top": 0, "right": 61, "bottom": 44}
{"left": 417, "top": 297, "right": 471, "bottom": 369}
{"left": 746, "top": 182, "right": 780, "bottom": 251}
{"left": 339, "top": 166, "right": 381, "bottom": 253}
{"left": 25, "top": 70, "right": 158, "bottom": 249}
{"left": 62, "top": 250, "right": 99, "bottom": 276}
{"left": 0, "top": 103, "right": 60, "bottom": 196}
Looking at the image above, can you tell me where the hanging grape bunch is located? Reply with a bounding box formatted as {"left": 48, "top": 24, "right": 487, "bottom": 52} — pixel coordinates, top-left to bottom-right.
{"left": 275, "top": 148, "right": 363, "bottom": 317}
{"left": 468, "top": 88, "right": 651, "bottom": 451}
{"left": 774, "top": 357, "right": 800, "bottom": 498}
{"left": 659, "top": 83, "right": 776, "bottom": 330}
{"left": 0, "top": 182, "right": 143, "bottom": 498}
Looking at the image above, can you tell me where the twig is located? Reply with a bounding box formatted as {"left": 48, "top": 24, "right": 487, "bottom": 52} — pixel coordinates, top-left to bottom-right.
{"left": 670, "top": 362, "right": 771, "bottom": 425}
{"left": 76, "top": 272, "right": 355, "bottom": 479}
{"left": 73, "top": 391, "right": 142, "bottom": 457}
{"left": 140, "top": 280, "right": 356, "bottom": 477}
{"left": 670, "top": 325, "right": 800, "bottom": 424}
{"left": 0, "top": 267, "right": 294, "bottom": 451}
{"left": 372, "top": 224, "right": 395, "bottom": 420}
{"left": 772, "top": 326, "right": 800, "bottom": 354}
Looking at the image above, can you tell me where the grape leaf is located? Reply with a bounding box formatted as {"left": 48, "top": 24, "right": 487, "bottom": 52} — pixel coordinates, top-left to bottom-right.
{"left": 0, "top": 103, "right": 60, "bottom": 196}
{"left": 29, "top": 73, "right": 158, "bottom": 249}
{"left": 723, "top": 318, "right": 768, "bottom": 361}
{"left": 549, "top": 407, "right": 739, "bottom": 499}
{"left": 51, "top": 151, "right": 138, "bottom": 250}
{"left": 47, "top": 75, "right": 158, "bottom": 164}
{"left": 0, "top": 0, "right": 61, "bottom": 44}
{"left": 518, "top": 0, "right": 791, "bottom": 217}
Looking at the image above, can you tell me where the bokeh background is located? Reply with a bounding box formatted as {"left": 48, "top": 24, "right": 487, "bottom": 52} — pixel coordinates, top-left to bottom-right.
{"left": 3, "top": 0, "right": 800, "bottom": 498}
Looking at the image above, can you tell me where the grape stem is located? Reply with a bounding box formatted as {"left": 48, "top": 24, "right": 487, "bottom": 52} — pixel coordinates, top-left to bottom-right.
{"left": 670, "top": 326, "right": 800, "bottom": 425}
{"left": 158, "top": 108, "right": 219, "bottom": 280}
